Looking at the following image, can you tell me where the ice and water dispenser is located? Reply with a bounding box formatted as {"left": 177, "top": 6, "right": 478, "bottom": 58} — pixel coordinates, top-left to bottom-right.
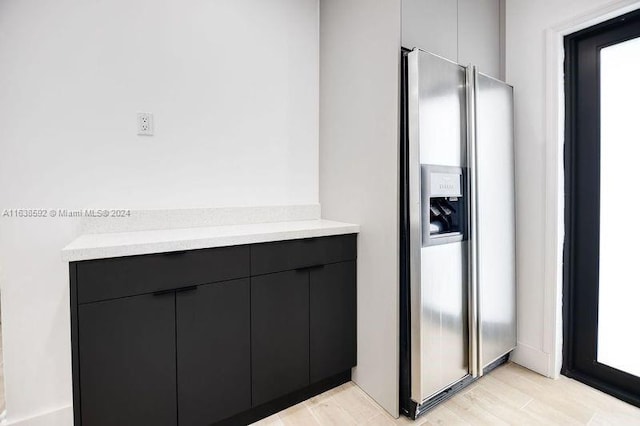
{"left": 421, "top": 165, "right": 465, "bottom": 246}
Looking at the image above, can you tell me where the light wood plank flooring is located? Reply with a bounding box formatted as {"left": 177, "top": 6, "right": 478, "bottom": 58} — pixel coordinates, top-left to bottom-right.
{"left": 251, "top": 363, "right": 640, "bottom": 425}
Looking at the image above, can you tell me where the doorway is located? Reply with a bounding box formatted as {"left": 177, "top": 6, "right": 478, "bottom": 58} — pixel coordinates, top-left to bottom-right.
{"left": 563, "top": 8, "right": 640, "bottom": 408}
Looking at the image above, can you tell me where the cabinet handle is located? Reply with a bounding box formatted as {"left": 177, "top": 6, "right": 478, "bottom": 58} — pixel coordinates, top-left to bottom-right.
{"left": 153, "top": 285, "right": 198, "bottom": 296}
{"left": 295, "top": 264, "right": 325, "bottom": 271}
{"left": 176, "top": 285, "right": 198, "bottom": 294}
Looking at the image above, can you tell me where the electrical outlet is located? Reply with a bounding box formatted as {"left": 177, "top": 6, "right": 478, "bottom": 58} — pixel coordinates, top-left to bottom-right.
{"left": 137, "top": 112, "right": 153, "bottom": 136}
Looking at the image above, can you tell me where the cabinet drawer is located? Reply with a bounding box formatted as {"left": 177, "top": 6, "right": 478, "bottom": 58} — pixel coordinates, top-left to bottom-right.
{"left": 250, "top": 234, "right": 357, "bottom": 275}
{"left": 76, "top": 245, "right": 250, "bottom": 304}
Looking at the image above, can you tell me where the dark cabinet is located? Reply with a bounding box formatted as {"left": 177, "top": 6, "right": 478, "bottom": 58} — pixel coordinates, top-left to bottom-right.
{"left": 310, "top": 261, "right": 357, "bottom": 383}
{"left": 70, "top": 234, "right": 357, "bottom": 426}
{"left": 250, "top": 234, "right": 357, "bottom": 275}
{"left": 251, "top": 259, "right": 358, "bottom": 404}
{"left": 177, "top": 279, "right": 251, "bottom": 425}
{"left": 76, "top": 245, "right": 250, "bottom": 304}
{"left": 78, "top": 293, "right": 177, "bottom": 426}
{"left": 251, "top": 270, "right": 310, "bottom": 406}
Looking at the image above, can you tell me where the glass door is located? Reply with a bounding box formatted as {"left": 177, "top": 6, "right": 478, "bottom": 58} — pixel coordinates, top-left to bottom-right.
{"left": 564, "top": 8, "right": 640, "bottom": 407}
{"left": 597, "top": 35, "right": 640, "bottom": 379}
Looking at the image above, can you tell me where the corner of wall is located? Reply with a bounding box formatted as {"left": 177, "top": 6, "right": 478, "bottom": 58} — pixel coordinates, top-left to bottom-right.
{"left": 319, "top": 0, "right": 402, "bottom": 418}
{"left": 511, "top": 342, "right": 552, "bottom": 378}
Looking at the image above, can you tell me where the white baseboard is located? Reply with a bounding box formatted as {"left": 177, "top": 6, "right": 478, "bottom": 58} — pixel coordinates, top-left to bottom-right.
{"left": 511, "top": 342, "right": 553, "bottom": 377}
{"left": 4, "top": 406, "right": 72, "bottom": 426}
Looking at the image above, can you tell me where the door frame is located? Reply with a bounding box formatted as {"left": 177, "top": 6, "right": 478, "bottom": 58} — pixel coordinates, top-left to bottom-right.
{"left": 562, "top": 7, "right": 640, "bottom": 407}
{"left": 539, "top": 0, "right": 640, "bottom": 381}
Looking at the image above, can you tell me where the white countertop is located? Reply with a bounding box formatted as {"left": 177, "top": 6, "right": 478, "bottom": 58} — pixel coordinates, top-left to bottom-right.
{"left": 62, "top": 219, "right": 360, "bottom": 262}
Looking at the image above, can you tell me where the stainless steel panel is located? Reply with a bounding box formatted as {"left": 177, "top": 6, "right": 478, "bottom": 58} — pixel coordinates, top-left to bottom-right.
{"left": 475, "top": 72, "right": 517, "bottom": 369}
{"left": 407, "top": 49, "right": 423, "bottom": 403}
{"left": 465, "top": 65, "right": 479, "bottom": 379}
{"left": 408, "top": 49, "right": 469, "bottom": 404}
{"left": 420, "top": 242, "right": 469, "bottom": 398}
{"left": 415, "top": 53, "right": 467, "bottom": 167}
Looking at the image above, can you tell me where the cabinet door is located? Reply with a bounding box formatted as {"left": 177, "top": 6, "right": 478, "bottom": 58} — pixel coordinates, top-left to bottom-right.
{"left": 78, "top": 293, "right": 176, "bottom": 426}
{"left": 251, "top": 270, "right": 309, "bottom": 406}
{"left": 176, "top": 279, "right": 251, "bottom": 425}
{"left": 458, "top": 0, "right": 501, "bottom": 79}
{"left": 310, "top": 261, "right": 357, "bottom": 382}
{"left": 402, "top": 0, "right": 458, "bottom": 60}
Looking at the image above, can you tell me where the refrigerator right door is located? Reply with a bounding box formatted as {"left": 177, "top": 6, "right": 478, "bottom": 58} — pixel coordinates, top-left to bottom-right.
{"left": 474, "top": 71, "right": 517, "bottom": 371}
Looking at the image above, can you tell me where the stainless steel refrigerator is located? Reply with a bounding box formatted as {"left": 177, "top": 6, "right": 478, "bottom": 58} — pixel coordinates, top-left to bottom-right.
{"left": 400, "top": 48, "right": 517, "bottom": 419}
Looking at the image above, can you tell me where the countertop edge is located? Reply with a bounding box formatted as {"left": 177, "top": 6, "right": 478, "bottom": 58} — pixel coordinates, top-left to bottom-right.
{"left": 62, "top": 221, "right": 360, "bottom": 262}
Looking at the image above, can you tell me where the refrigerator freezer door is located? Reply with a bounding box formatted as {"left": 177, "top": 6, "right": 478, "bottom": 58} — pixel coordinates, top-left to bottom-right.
{"left": 418, "top": 242, "right": 469, "bottom": 398}
{"left": 474, "top": 72, "right": 517, "bottom": 371}
{"left": 408, "top": 49, "right": 470, "bottom": 404}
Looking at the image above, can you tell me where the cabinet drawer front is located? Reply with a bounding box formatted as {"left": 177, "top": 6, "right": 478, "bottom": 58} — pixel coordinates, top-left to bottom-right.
{"left": 251, "top": 234, "right": 357, "bottom": 275}
{"left": 76, "top": 245, "right": 250, "bottom": 303}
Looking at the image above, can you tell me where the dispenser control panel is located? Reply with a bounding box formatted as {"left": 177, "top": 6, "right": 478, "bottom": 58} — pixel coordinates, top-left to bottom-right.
{"left": 430, "top": 172, "right": 462, "bottom": 197}
{"left": 421, "top": 165, "right": 466, "bottom": 247}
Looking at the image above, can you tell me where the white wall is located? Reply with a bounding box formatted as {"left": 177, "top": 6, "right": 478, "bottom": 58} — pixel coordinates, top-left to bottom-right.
{"left": 320, "top": 0, "right": 401, "bottom": 417}
{"left": 505, "top": 0, "right": 629, "bottom": 377}
{"left": 0, "top": 0, "right": 319, "bottom": 423}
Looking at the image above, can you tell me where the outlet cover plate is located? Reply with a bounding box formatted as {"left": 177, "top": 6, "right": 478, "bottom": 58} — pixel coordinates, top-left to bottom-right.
{"left": 137, "top": 112, "right": 153, "bottom": 136}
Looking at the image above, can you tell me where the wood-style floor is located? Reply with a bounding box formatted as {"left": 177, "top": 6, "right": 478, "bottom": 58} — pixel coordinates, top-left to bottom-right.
{"left": 251, "top": 363, "right": 640, "bottom": 425}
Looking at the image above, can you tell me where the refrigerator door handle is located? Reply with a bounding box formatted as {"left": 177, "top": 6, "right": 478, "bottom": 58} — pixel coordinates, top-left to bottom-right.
{"left": 466, "top": 65, "right": 481, "bottom": 378}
